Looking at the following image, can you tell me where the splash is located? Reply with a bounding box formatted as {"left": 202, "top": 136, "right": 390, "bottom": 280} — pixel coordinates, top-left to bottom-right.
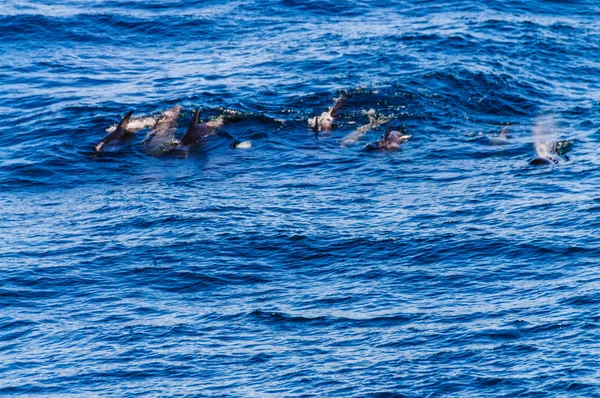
{"left": 532, "top": 115, "right": 558, "bottom": 158}
{"left": 106, "top": 116, "right": 156, "bottom": 133}
{"left": 105, "top": 106, "right": 187, "bottom": 134}
{"left": 205, "top": 115, "right": 227, "bottom": 130}
{"left": 206, "top": 109, "right": 246, "bottom": 130}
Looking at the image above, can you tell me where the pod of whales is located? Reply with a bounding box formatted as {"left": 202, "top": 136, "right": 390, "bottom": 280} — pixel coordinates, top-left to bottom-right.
{"left": 95, "top": 101, "right": 573, "bottom": 166}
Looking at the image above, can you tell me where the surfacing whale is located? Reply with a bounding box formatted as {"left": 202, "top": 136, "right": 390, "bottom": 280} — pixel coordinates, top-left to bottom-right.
{"left": 180, "top": 109, "right": 210, "bottom": 147}
{"left": 95, "top": 111, "right": 133, "bottom": 152}
{"left": 230, "top": 139, "right": 252, "bottom": 149}
{"left": 367, "top": 124, "right": 411, "bottom": 150}
{"left": 528, "top": 140, "right": 564, "bottom": 166}
{"left": 341, "top": 109, "right": 391, "bottom": 147}
{"left": 528, "top": 116, "right": 568, "bottom": 166}
{"left": 310, "top": 96, "right": 345, "bottom": 134}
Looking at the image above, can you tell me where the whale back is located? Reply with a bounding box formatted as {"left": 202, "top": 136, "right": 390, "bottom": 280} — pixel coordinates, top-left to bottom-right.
{"left": 181, "top": 109, "right": 210, "bottom": 146}
{"left": 329, "top": 97, "right": 345, "bottom": 118}
{"left": 95, "top": 111, "right": 134, "bottom": 152}
{"left": 118, "top": 111, "right": 133, "bottom": 130}
{"left": 529, "top": 157, "right": 555, "bottom": 166}
{"left": 312, "top": 116, "right": 319, "bottom": 133}
{"left": 189, "top": 109, "right": 201, "bottom": 129}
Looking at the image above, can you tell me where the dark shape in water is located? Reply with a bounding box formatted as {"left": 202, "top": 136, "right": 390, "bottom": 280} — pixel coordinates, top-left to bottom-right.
{"left": 528, "top": 156, "right": 558, "bottom": 166}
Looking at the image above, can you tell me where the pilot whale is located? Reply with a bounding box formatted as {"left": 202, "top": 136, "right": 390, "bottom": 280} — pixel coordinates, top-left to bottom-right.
{"left": 310, "top": 96, "right": 345, "bottom": 134}
{"left": 95, "top": 111, "right": 133, "bottom": 152}
{"left": 180, "top": 109, "right": 210, "bottom": 147}
{"left": 367, "top": 124, "right": 411, "bottom": 150}
{"left": 143, "top": 105, "right": 183, "bottom": 155}
{"left": 528, "top": 140, "right": 564, "bottom": 166}
{"left": 528, "top": 116, "right": 568, "bottom": 166}
{"left": 341, "top": 109, "right": 391, "bottom": 147}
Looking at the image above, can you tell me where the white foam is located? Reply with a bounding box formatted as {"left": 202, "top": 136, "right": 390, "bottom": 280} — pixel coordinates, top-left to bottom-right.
{"left": 206, "top": 115, "right": 226, "bottom": 130}
{"left": 206, "top": 109, "right": 245, "bottom": 129}
{"left": 128, "top": 117, "right": 156, "bottom": 131}
{"left": 105, "top": 116, "right": 157, "bottom": 133}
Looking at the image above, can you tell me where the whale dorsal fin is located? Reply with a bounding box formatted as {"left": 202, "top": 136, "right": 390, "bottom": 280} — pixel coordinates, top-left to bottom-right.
{"left": 330, "top": 97, "right": 344, "bottom": 118}
{"left": 385, "top": 124, "right": 391, "bottom": 141}
{"left": 118, "top": 111, "right": 133, "bottom": 129}
{"left": 312, "top": 116, "right": 319, "bottom": 133}
{"left": 188, "top": 109, "right": 201, "bottom": 132}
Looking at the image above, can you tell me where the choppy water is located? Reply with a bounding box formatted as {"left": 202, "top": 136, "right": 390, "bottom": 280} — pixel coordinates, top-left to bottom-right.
{"left": 2, "top": 0, "right": 600, "bottom": 396}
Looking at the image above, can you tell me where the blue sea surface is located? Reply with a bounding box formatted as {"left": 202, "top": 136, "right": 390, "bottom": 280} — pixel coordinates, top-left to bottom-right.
{"left": 1, "top": 0, "right": 600, "bottom": 396}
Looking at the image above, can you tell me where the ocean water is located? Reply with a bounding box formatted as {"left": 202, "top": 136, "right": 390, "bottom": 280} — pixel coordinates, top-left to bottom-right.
{"left": 1, "top": 0, "right": 600, "bottom": 396}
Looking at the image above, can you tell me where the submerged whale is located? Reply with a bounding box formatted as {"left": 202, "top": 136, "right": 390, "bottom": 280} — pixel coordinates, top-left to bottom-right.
{"left": 95, "top": 111, "right": 133, "bottom": 152}
{"left": 341, "top": 109, "right": 390, "bottom": 147}
{"left": 143, "top": 105, "right": 183, "bottom": 155}
{"left": 488, "top": 126, "right": 510, "bottom": 146}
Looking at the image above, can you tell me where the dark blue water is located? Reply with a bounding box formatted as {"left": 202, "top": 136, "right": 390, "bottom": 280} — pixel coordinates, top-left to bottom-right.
{"left": 2, "top": 0, "right": 600, "bottom": 395}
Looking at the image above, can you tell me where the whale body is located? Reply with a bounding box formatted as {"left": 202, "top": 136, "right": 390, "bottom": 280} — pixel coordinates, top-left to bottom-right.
{"left": 95, "top": 111, "right": 133, "bottom": 152}
{"left": 180, "top": 109, "right": 210, "bottom": 147}
{"left": 529, "top": 132, "right": 564, "bottom": 166}
{"left": 310, "top": 96, "right": 345, "bottom": 133}
{"left": 528, "top": 155, "right": 562, "bottom": 166}
{"left": 144, "top": 105, "right": 182, "bottom": 155}
{"left": 529, "top": 157, "right": 555, "bottom": 165}
{"left": 367, "top": 124, "right": 411, "bottom": 150}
